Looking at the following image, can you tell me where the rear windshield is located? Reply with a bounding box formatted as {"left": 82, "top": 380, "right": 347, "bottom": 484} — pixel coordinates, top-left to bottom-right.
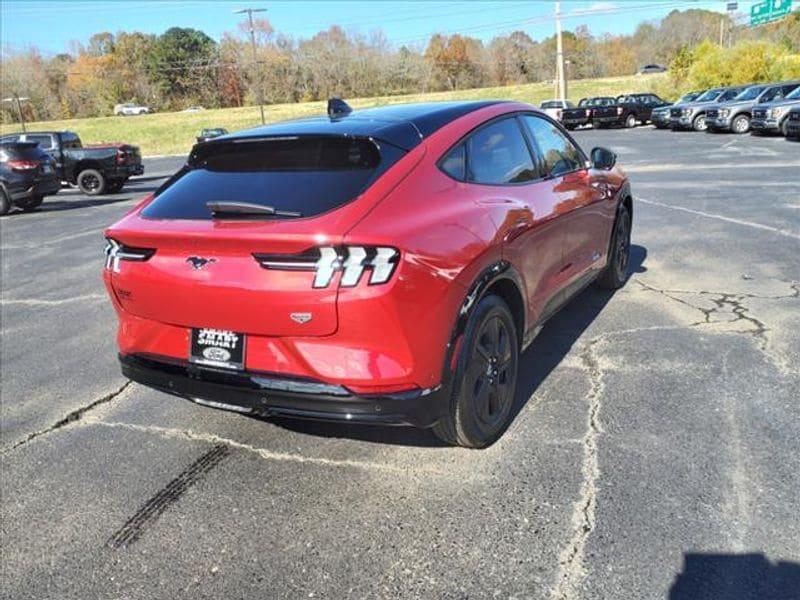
{"left": 541, "top": 101, "right": 564, "bottom": 109}
{"left": 142, "top": 136, "right": 405, "bottom": 220}
{"left": 0, "top": 142, "right": 50, "bottom": 162}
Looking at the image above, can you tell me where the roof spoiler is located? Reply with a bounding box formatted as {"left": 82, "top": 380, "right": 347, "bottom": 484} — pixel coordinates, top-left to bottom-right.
{"left": 327, "top": 97, "right": 352, "bottom": 119}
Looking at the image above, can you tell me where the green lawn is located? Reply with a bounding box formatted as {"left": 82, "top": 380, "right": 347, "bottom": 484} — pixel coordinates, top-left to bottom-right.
{"left": 1, "top": 74, "right": 668, "bottom": 156}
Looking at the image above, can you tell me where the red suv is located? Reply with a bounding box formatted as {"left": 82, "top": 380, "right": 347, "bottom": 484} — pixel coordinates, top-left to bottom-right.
{"left": 103, "top": 100, "right": 631, "bottom": 447}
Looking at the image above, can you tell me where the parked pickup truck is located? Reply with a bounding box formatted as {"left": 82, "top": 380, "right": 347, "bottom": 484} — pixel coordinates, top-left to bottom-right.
{"left": 560, "top": 97, "right": 616, "bottom": 129}
{"left": 786, "top": 106, "right": 800, "bottom": 140}
{"left": 750, "top": 85, "right": 800, "bottom": 136}
{"left": 591, "top": 93, "right": 669, "bottom": 128}
{"left": 0, "top": 131, "right": 144, "bottom": 195}
{"left": 669, "top": 85, "right": 749, "bottom": 131}
{"left": 651, "top": 91, "right": 703, "bottom": 129}
{"left": 539, "top": 100, "right": 575, "bottom": 121}
{"left": 707, "top": 81, "right": 800, "bottom": 134}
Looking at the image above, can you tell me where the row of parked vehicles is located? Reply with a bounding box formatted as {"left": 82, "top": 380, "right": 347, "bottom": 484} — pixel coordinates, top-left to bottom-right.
{"left": 0, "top": 130, "right": 144, "bottom": 216}
{"left": 541, "top": 79, "right": 800, "bottom": 139}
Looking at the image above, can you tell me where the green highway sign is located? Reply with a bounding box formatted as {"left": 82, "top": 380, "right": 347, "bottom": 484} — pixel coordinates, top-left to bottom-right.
{"left": 750, "top": 0, "right": 793, "bottom": 26}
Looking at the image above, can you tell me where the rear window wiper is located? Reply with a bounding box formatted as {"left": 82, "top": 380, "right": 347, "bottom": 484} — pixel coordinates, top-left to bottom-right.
{"left": 206, "top": 201, "right": 302, "bottom": 219}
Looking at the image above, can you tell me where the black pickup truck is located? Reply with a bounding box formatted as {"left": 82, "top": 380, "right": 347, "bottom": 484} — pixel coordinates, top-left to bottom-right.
{"left": 0, "top": 131, "right": 143, "bottom": 195}
{"left": 560, "top": 97, "right": 617, "bottom": 129}
{"left": 591, "top": 93, "right": 669, "bottom": 128}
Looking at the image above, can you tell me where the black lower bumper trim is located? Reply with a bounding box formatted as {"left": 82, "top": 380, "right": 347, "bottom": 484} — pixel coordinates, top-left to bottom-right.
{"left": 120, "top": 353, "right": 448, "bottom": 428}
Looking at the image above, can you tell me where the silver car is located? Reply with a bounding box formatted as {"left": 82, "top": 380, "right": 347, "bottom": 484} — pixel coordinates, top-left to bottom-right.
{"left": 669, "top": 86, "right": 748, "bottom": 131}
{"left": 706, "top": 81, "right": 800, "bottom": 134}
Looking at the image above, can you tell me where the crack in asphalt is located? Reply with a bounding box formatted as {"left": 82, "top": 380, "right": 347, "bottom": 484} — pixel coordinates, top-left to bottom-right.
{"left": 0, "top": 293, "right": 106, "bottom": 307}
{"left": 86, "top": 419, "right": 444, "bottom": 475}
{"left": 551, "top": 338, "right": 604, "bottom": 600}
{"left": 3, "top": 381, "right": 131, "bottom": 454}
{"left": 635, "top": 280, "right": 799, "bottom": 375}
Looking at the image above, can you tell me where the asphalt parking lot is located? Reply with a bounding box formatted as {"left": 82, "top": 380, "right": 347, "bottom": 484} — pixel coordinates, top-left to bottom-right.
{"left": 2, "top": 126, "right": 799, "bottom": 599}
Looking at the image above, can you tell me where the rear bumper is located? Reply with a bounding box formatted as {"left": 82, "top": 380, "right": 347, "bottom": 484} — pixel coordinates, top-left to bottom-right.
{"left": 562, "top": 117, "right": 589, "bottom": 126}
{"left": 120, "top": 353, "right": 449, "bottom": 427}
{"left": 7, "top": 177, "right": 61, "bottom": 201}
{"left": 111, "top": 164, "right": 144, "bottom": 178}
{"left": 593, "top": 116, "right": 622, "bottom": 125}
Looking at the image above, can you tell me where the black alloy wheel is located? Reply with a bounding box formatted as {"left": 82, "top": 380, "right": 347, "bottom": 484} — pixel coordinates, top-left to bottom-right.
{"left": 597, "top": 204, "right": 631, "bottom": 290}
{"left": 434, "top": 295, "right": 519, "bottom": 448}
{"left": 77, "top": 169, "right": 106, "bottom": 195}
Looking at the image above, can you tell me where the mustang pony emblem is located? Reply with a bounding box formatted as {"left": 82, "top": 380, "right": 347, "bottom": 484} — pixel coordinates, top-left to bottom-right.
{"left": 187, "top": 257, "right": 216, "bottom": 270}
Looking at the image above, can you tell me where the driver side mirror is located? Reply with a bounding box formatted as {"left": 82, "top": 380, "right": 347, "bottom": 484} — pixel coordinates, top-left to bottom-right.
{"left": 590, "top": 146, "right": 617, "bottom": 171}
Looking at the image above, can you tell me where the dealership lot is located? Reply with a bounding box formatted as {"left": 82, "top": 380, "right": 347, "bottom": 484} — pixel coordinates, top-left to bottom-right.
{"left": 2, "top": 128, "right": 799, "bottom": 599}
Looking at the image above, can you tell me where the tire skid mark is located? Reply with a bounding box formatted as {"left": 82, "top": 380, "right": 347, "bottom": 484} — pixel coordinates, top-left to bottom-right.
{"left": 107, "top": 444, "right": 230, "bottom": 549}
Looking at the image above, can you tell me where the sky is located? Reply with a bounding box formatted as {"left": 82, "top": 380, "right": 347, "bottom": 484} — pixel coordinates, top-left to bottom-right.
{"left": 0, "top": 0, "right": 764, "bottom": 55}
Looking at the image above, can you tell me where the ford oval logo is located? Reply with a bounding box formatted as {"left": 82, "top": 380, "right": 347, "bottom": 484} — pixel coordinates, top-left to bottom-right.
{"left": 203, "top": 347, "right": 231, "bottom": 362}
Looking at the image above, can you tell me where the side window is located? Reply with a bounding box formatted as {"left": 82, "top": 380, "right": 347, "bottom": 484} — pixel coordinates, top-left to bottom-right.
{"left": 721, "top": 89, "right": 740, "bottom": 102}
{"left": 27, "top": 134, "right": 53, "bottom": 150}
{"left": 465, "top": 118, "right": 536, "bottom": 185}
{"left": 440, "top": 144, "right": 466, "bottom": 181}
{"left": 0, "top": 135, "right": 20, "bottom": 144}
{"left": 522, "top": 115, "right": 584, "bottom": 178}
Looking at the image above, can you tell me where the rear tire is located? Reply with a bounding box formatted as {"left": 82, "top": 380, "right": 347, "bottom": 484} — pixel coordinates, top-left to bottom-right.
{"left": 433, "top": 295, "right": 519, "bottom": 448}
{"left": 0, "top": 188, "right": 11, "bottom": 216}
{"left": 596, "top": 203, "right": 631, "bottom": 290}
{"left": 18, "top": 195, "right": 43, "bottom": 212}
{"left": 732, "top": 114, "right": 750, "bottom": 134}
{"left": 77, "top": 169, "right": 106, "bottom": 195}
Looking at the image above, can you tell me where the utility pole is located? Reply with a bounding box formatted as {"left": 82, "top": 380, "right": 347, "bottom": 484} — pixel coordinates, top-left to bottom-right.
{"left": 2, "top": 94, "right": 28, "bottom": 132}
{"left": 234, "top": 7, "right": 267, "bottom": 125}
{"left": 554, "top": 0, "right": 566, "bottom": 102}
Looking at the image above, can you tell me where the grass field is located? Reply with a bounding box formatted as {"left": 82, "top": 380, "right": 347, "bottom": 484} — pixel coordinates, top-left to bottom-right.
{"left": 1, "top": 74, "right": 668, "bottom": 156}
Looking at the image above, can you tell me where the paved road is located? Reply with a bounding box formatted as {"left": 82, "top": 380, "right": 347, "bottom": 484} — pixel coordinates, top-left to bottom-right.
{"left": 2, "top": 128, "right": 799, "bottom": 599}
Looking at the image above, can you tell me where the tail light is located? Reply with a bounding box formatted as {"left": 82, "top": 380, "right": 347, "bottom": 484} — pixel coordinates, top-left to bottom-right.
{"left": 8, "top": 159, "right": 39, "bottom": 171}
{"left": 253, "top": 246, "right": 399, "bottom": 288}
{"left": 556, "top": 109, "right": 563, "bottom": 119}
{"left": 115, "top": 149, "right": 128, "bottom": 165}
{"left": 586, "top": 109, "right": 592, "bottom": 117}
{"left": 617, "top": 107, "right": 623, "bottom": 115}
{"left": 104, "top": 238, "right": 155, "bottom": 272}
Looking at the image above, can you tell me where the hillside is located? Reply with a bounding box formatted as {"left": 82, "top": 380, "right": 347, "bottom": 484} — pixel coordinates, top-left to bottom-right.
{"left": 0, "top": 74, "right": 667, "bottom": 156}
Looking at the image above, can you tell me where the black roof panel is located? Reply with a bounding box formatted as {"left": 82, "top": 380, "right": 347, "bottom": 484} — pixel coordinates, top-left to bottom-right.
{"left": 223, "top": 101, "right": 507, "bottom": 150}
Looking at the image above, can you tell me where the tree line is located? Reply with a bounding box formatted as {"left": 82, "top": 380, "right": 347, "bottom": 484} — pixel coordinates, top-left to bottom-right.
{"left": 1, "top": 9, "right": 798, "bottom": 123}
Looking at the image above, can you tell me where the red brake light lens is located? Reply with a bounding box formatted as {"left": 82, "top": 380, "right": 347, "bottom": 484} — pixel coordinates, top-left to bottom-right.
{"left": 8, "top": 159, "right": 39, "bottom": 171}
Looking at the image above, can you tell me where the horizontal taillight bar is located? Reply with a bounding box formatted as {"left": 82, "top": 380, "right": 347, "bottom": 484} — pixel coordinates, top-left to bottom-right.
{"left": 253, "top": 246, "right": 399, "bottom": 288}
{"left": 104, "top": 238, "right": 155, "bottom": 272}
{"left": 8, "top": 159, "right": 40, "bottom": 171}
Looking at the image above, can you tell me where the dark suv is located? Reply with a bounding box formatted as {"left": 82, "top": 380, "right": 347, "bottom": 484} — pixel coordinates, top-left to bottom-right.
{"left": 0, "top": 142, "right": 60, "bottom": 215}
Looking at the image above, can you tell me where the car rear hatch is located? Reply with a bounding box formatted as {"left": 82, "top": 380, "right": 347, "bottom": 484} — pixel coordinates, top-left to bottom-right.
{"left": 1, "top": 142, "right": 57, "bottom": 181}
{"left": 105, "top": 134, "right": 407, "bottom": 337}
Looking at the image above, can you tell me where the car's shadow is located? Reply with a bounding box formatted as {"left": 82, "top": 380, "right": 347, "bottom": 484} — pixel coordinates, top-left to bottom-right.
{"left": 669, "top": 552, "right": 800, "bottom": 599}
{"left": 260, "top": 245, "right": 648, "bottom": 448}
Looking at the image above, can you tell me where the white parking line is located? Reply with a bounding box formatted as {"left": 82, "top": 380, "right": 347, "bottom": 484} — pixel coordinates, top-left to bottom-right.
{"left": 636, "top": 196, "right": 800, "bottom": 240}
